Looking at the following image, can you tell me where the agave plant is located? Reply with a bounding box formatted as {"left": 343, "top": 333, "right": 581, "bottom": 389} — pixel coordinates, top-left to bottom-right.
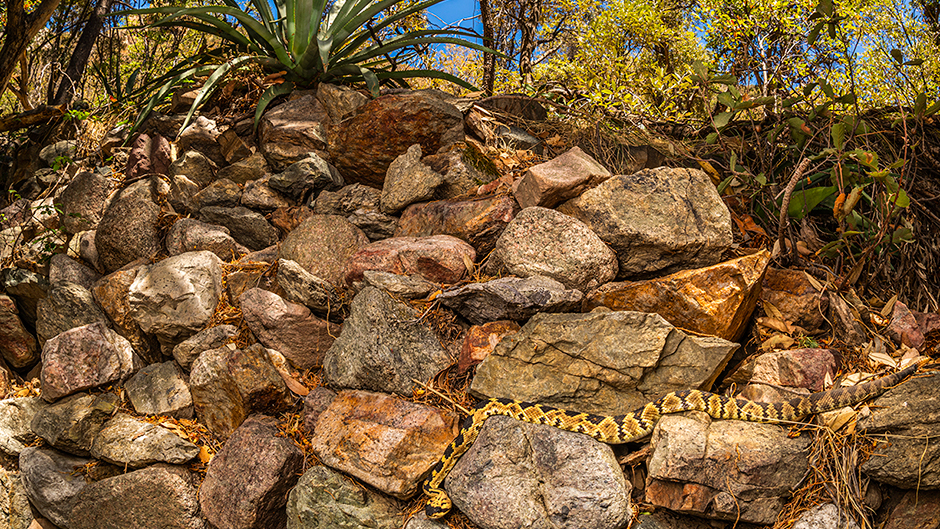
{"left": 114, "top": 0, "right": 494, "bottom": 134}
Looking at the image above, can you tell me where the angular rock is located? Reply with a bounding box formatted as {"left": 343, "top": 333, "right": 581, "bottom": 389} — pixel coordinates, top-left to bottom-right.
{"left": 200, "top": 415, "right": 304, "bottom": 529}
{"left": 287, "top": 464, "right": 401, "bottom": 529}
{"left": 0, "top": 468, "right": 32, "bottom": 529}
{"left": 269, "top": 205, "right": 315, "bottom": 234}
{"left": 40, "top": 322, "right": 137, "bottom": 402}
{"left": 316, "top": 83, "right": 369, "bottom": 123}
{"left": 194, "top": 178, "right": 241, "bottom": 209}
{"left": 344, "top": 234, "right": 475, "bottom": 285}
{"left": 279, "top": 214, "right": 370, "bottom": 286}
{"left": 328, "top": 91, "right": 464, "bottom": 187}
{"left": 381, "top": 144, "right": 444, "bottom": 214}
{"left": 199, "top": 205, "right": 279, "bottom": 251}
{"left": 487, "top": 207, "right": 617, "bottom": 291}
{"left": 312, "top": 183, "right": 381, "bottom": 215}
{"left": 0, "top": 397, "right": 44, "bottom": 455}
{"left": 513, "top": 147, "right": 611, "bottom": 209}
{"left": 760, "top": 268, "right": 829, "bottom": 334}
{"left": 173, "top": 324, "right": 238, "bottom": 371}
{"left": 39, "top": 140, "right": 78, "bottom": 166}
{"left": 882, "top": 490, "right": 940, "bottom": 529}
{"left": 458, "top": 320, "right": 520, "bottom": 373}
{"left": 447, "top": 415, "right": 632, "bottom": 529}
{"left": 310, "top": 390, "right": 459, "bottom": 498}
{"left": 0, "top": 294, "right": 38, "bottom": 368}
{"left": 348, "top": 208, "right": 399, "bottom": 240}
{"left": 49, "top": 253, "right": 101, "bottom": 289}
{"left": 35, "top": 280, "right": 108, "bottom": 346}
{"left": 437, "top": 275, "right": 583, "bottom": 325}
{"left": 792, "top": 503, "right": 859, "bottom": 529}
{"left": 170, "top": 150, "right": 217, "bottom": 188}
{"left": 395, "top": 193, "right": 519, "bottom": 257}
{"left": 323, "top": 287, "right": 451, "bottom": 395}
{"left": 557, "top": 167, "right": 732, "bottom": 277}
{"left": 126, "top": 132, "right": 172, "bottom": 179}
{"left": 646, "top": 411, "right": 811, "bottom": 524}
{"left": 479, "top": 95, "right": 548, "bottom": 121}
{"left": 887, "top": 300, "right": 925, "bottom": 349}
{"left": 19, "top": 446, "right": 91, "bottom": 528}
{"left": 92, "top": 264, "right": 161, "bottom": 364}
{"left": 167, "top": 217, "right": 242, "bottom": 260}
{"left": 302, "top": 386, "right": 337, "bottom": 436}
{"left": 584, "top": 250, "right": 770, "bottom": 341}
{"left": 471, "top": 311, "right": 738, "bottom": 415}
{"left": 242, "top": 176, "right": 292, "bottom": 211}
{"left": 240, "top": 288, "right": 340, "bottom": 370}
{"left": 90, "top": 413, "right": 199, "bottom": 467}
{"left": 259, "top": 92, "right": 331, "bottom": 170}
{"left": 129, "top": 250, "right": 224, "bottom": 349}
{"left": 829, "top": 293, "right": 868, "bottom": 346}
{"left": 633, "top": 510, "right": 715, "bottom": 529}
{"left": 30, "top": 392, "right": 120, "bottom": 455}
{"left": 69, "top": 463, "right": 205, "bottom": 529}
{"left": 59, "top": 170, "right": 112, "bottom": 234}
{"left": 725, "top": 348, "right": 837, "bottom": 395}
{"left": 95, "top": 177, "right": 165, "bottom": 272}
{"left": 275, "top": 259, "right": 344, "bottom": 317}
{"left": 125, "top": 361, "right": 194, "bottom": 418}
{"left": 0, "top": 267, "right": 48, "bottom": 328}
{"left": 269, "top": 152, "right": 343, "bottom": 203}
{"left": 189, "top": 346, "right": 247, "bottom": 439}
{"left": 227, "top": 344, "right": 292, "bottom": 414}
{"left": 218, "top": 128, "right": 252, "bottom": 164}
{"left": 860, "top": 372, "right": 940, "bottom": 488}
{"left": 362, "top": 270, "right": 438, "bottom": 299}
{"left": 218, "top": 151, "right": 268, "bottom": 184}
{"left": 178, "top": 116, "right": 223, "bottom": 164}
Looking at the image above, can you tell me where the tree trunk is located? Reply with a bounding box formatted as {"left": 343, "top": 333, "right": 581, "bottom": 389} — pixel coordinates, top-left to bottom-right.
{"left": 480, "top": 0, "right": 496, "bottom": 95}
{"left": 52, "top": 0, "right": 114, "bottom": 105}
{"left": 517, "top": 0, "right": 542, "bottom": 87}
{"left": 0, "top": 0, "right": 63, "bottom": 102}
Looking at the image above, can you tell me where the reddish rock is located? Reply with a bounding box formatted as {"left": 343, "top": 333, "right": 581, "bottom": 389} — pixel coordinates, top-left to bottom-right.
{"left": 327, "top": 92, "right": 464, "bottom": 188}
{"left": 40, "top": 323, "right": 138, "bottom": 402}
{"left": 344, "top": 235, "right": 475, "bottom": 285}
{"left": 395, "top": 193, "right": 519, "bottom": 256}
{"left": 887, "top": 300, "right": 925, "bottom": 349}
{"left": 760, "top": 268, "right": 829, "bottom": 334}
{"left": 585, "top": 251, "right": 770, "bottom": 341}
{"left": 725, "top": 348, "right": 837, "bottom": 393}
{"left": 227, "top": 344, "right": 292, "bottom": 414}
{"left": 915, "top": 311, "right": 940, "bottom": 336}
{"left": 269, "top": 206, "right": 315, "bottom": 235}
{"left": 309, "top": 390, "right": 459, "bottom": 498}
{"left": 278, "top": 215, "right": 370, "bottom": 287}
{"left": 126, "top": 133, "right": 172, "bottom": 180}
{"left": 258, "top": 92, "right": 330, "bottom": 171}
{"left": 883, "top": 489, "right": 940, "bottom": 529}
{"left": 513, "top": 147, "right": 611, "bottom": 209}
{"left": 189, "top": 347, "right": 248, "bottom": 439}
{"left": 0, "top": 294, "right": 38, "bottom": 368}
{"left": 199, "top": 415, "right": 303, "bottom": 529}
{"left": 239, "top": 288, "right": 340, "bottom": 370}
{"left": 457, "top": 320, "right": 521, "bottom": 373}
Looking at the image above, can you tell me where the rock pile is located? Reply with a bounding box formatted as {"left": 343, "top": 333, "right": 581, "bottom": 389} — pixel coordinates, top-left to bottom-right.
{"left": 0, "top": 87, "right": 937, "bottom": 529}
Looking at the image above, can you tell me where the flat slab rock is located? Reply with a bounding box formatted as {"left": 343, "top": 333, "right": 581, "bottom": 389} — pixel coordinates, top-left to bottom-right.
{"left": 646, "top": 411, "right": 811, "bottom": 525}
{"left": 310, "top": 390, "right": 459, "bottom": 499}
{"left": 199, "top": 415, "right": 303, "bottom": 529}
{"left": 471, "top": 310, "right": 738, "bottom": 415}
{"left": 343, "top": 234, "right": 475, "bottom": 286}
{"left": 287, "top": 465, "right": 401, "bottom": 529}
{"left": 40, "top": 322, "right": 138, "bottom": 402}
{"left": 19, "top": 446, "right": 92, "bottom": 528}
{"left": 90, "top": 412, "right": 200, "bottom": 468}
{"left": 437, "top": 275, "right": 583, "bottom": 325}
{"left": 446, "top": 415, "right": 632, "bottom": 529}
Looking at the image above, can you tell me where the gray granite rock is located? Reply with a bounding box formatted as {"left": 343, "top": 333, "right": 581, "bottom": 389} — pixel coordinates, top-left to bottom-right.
{"left": 125, "top": 361, "right": 194, "bottom": 418}
{"left": 287, "top": 465, "right": 401, "bottom": 529}
{"left": 35, "top": 280, "right": 108, "bottom": 346}
{"left": 30, "top": 392, "right": 120, "bottom": 455}
{"left": 437, "top": 275, "right": 582, "bottom": 325}
{"left": 189, "top": 346, "right": 247, "bottom": 439}
{"left": 269, "top": 152, "right": 343, "bottom": 203}
{"left": 0, "top": 397, "right": 45, "bottom": 455}
{"left": 275, "top": 259, "right": 344, "bottom": 318}
{"left": 95, "top": 177, "right": 165, "bottom": 272}
{"left": 380, "top": 144, "right": 443, "bottom": 214}
{"left": 19, "top": 446, "right": 90, "bottom": 528}
{"left": 90, "top": 413, "right": 200, "bottom": 467}
{"left": 199, "top": 205, "right": 279, "bottom": 251}
{"left": 172, "top": 325, "right": 238, "bottom": 371}
{"left": 166, "top": 218, "right": 242, "bottom": 261}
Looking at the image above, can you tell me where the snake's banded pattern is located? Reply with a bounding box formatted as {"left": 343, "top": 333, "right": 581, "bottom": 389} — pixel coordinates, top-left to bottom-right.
{"left": 423, "top": 360, "right": 926, "bottom": 518}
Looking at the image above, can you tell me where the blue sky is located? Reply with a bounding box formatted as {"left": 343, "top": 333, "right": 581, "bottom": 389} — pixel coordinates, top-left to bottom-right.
{"left": 426, "top": 0, "right": 480, "bottom": 31}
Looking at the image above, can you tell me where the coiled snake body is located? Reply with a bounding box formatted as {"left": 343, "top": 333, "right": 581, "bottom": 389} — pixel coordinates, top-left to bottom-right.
{"left": 423, "top": 360, "right": 925, "bottom": 518}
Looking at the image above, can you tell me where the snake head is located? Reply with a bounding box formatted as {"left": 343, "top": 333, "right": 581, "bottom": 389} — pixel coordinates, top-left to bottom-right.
{"left": 424, "top": 489, "right": 452, "bottom": 519}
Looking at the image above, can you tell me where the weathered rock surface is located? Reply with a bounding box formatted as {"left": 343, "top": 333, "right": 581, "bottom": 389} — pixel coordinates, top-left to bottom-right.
{"left": 381, "top": 144, "right": 444, "bottom": 214}
{"left": 362, "top": 270, "right": 438, "bottom": 299}
{"left": 328, "top": 91, "right": 464, "bottom": 187}
{"left": 725, "top": 348, "right": 837, "bottom": 394}
{"left": 310, "top": 390, "right": 459, "bottom": 498}
{"left": 860, "top": 372, "right": 940, "bottom": 488}
{"left": 395, "top": 193, "right": 518, "bottom": 256}
{"left": 189, "top": 346, "right": 247, "bottom": 439}
{"left": 35, "top": 280, "right": 108, "bottom": 346}
{"left": 513, "top": 146, "right": 611, "bottom": 209}
{"left": 0, "top": 397, "right": 44, "bottom": 455}
{"left": 125, "top": 361, "right": 194, "bottom": 418}
{"left": 457, "top": 320, "right": 520, "bottom": 373}
{"left": 40, "top": 322, "right": 138, "bottom": 402}
{"left": 323, "top": 287, "right": 451, "bottom": 395}
{"left": 90, "top": 413, "right": 200, "bottom": 467}
{"left": 269, "top": 152, "right": 343, "bottom": 203}
{"left": 447, "top": 415, "right": 632, "bottom": 529}
{"left": 171, "top": 150, "right": 216, "bottom": 188}
{"left": 19, "top": 446, "right": 91, "bottom": 528}
{"left": 487, "top": 206, "right": 618, "bottom": 291}
{"left": 199, "top": 205, "right": 279, "bottom": 251}
{"left": 760, "top": 268, "right": 829, "bottom": 334}
{"left": 167, "top": 217, "right": 242, "bottom": 260}
{"left": 200, "top": 415, "right": 304, "bottom": 529}
{"left": 227, "top": 344, "right": 293, "bottom": 414}
{"left": 887, "top": 300, "right": 925, "bottom": 349}
{"left": 437, "top": 275, "right": 583, "bottom": 325}
{"left": 279, "top": 214, "right": 371, "bottom": 286}
{"left": 471, "top": 310, "right": 738, "bottom": 414}
{"left": 172, "top": 324, "right": 238, "bottom": 371}
{"left": 584, "top": 250, "right": 770, "bottom": 341}
{"left": 69, "top": 463, "right": 205, "bottom": 529}
{"left": 792, "top": 503, "right": 859, "bottom": 529}
{"left": 344, "top": 234, "right": 475, "bottom": 285}
{"left": 30, "top": 392, "right": 120, "bottom": 455}
{"left": 0, "top": 294, "right": 38, "bottom": 368}
{"left": 646, "top": 411, "right": 810, "bottom": 524}
{"left": 0, "top": 468, "right": 31, "bottom": 529}
{"left": 286, "top": 464, "right": 401, "bottom": 529}
{"left": 882, "top": 489, "right": 940, "bottom": 529}
{"left": 275, "top": 258, "right": 344, "bottom": 316}
{"left": 59, "top": 170, "right": 112, "bottom": 234}
{"left": 129, "top": 250, "right": 224, "bottom": 349}
{"left": 259, "top": 92, "right": 331, "bottom": 170}
{"left": 557, "top": 167, "right": 732, "bottom": 277}
{"left": 95, "top": 177, "right": 165, "bottom": 272}
{"left": 240, "top": 287, "right": 340, "bottom": 369}
{"left": 92, "top": 264, "right": 161, "bottom": 364}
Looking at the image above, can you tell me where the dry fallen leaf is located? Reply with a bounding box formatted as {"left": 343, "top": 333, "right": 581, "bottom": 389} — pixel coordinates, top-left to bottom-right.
{"left": 198, "top": 445, "right": 213, "bottom": 464}
{"left": 757, "top": 316, "right": 792, "bottom": 334}
{"left": 881, "top": 294, "right": 898, "bottom": 318}
{"left": 827, "top": 407, "right": 857, "bottom": 432}
{"left": 802, "top": 271, "right": 825, "bottom": 291}
{"left": 763, "top": 301, "right": 785, "bottom": 321}
{"left": 868, "top": 351, "right": 898, "bottom": 369}
{"left": 760, "top": 334, "right": 795, "bottom": 351}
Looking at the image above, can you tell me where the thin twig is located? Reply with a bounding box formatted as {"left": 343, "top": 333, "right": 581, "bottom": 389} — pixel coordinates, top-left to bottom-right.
{"left": 412, "top": 378, "right": 472, "bottom": 415}
{"left": 777, "top": 157, "right": 812, "bottom": 265}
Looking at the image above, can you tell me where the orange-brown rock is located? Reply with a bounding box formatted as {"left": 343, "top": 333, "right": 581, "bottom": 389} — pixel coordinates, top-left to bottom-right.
{"left": 760, "top": 267, "right": 829, "bottom": 334}
{"left": 395, "top": 193, "right": 519, "bottom": 256}
{"left": 309, "top": 390, "right": 460, "bottom": 498}
{"left": 583, "top": 250, "right": 770, "bottom": 341}
{"left": 457, "top": 320, "right": 521, "bottom": 373}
